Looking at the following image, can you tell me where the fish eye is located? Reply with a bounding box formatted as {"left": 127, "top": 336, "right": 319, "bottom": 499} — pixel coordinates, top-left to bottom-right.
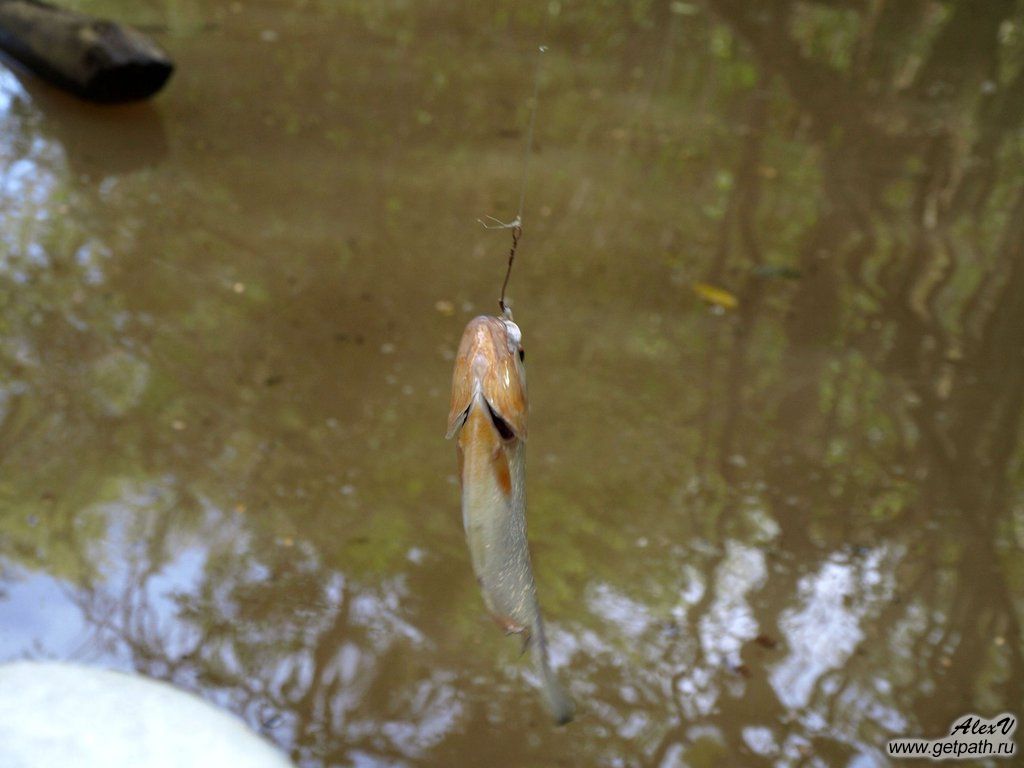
{"left": 518, "top": 348, "right": 525, "bottom": 362}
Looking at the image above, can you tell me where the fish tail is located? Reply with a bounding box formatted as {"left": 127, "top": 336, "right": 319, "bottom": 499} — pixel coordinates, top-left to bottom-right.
{"left": 529, "top": 620, "right": 575, "bottom": 726}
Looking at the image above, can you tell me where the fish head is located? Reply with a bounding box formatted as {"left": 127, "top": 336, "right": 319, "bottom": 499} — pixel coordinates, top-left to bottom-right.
{"left": 446, "top": 315, "right": 527, "bottom": 440}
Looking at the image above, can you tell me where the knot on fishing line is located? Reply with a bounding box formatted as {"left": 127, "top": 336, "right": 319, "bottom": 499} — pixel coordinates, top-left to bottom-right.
{"left": 477, "top": 215, "right": 522, "bottom": 230}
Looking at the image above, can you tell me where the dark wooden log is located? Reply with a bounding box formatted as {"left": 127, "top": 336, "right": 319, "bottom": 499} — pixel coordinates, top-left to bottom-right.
{"left": 0, "top": 0, "right": 173, "bottom": 103}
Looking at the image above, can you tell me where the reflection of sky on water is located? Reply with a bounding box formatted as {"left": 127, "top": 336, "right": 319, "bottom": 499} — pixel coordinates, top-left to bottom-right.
{"left": 380, "top": 672, "right": 463, "bottom": 754}
{"left": 0, "top": 478, "right": 217, "bottom": 669}
{"left": 773, "top": 554, "right": 868, "bottom": 709}
{"left": 22, "top": 482, "right": 468, "bottom": 762}
{"left": 0, "top": 491, "right": 1007, "bottom": 764}
{"left": 700, "top": 541, "right": 766, "bottom": 667}
{"left": 0, "top": 569, "right": 90, "bottom": 659}
{"left": 773, "top": 548, "right": 899, "bottom": 710}
{"left": 573, "top": 537, "right": 930, "bottom": 761}
{"left": 0, "top": 67, "right": 63, "bottom": 284}
{"left": 0, "top": 537, "right": 205, "bottom": 669}
{"left": 768, "top": 547, "right": 907, "bottom": 764}
{"left": 0, "top": 495, "right": 917, "bottom": 764}
{"left": 587, "top": 582, "right": 653, "bottom": 641}
{"left": 0, "top": 68, "right": 18, "bottom": 111}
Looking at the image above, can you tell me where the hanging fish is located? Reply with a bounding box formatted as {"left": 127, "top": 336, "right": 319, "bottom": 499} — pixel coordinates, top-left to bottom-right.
{"left": 446, "top": 312, "right": 575, "bottom": 725}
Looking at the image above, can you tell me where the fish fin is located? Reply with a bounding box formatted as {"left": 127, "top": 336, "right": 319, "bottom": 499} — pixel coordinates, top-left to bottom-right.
{"left": 545, "top": 682, "right": 576, "bottom": 727}
{"left": 445, "top": 404, "right": 470, "bottom": 439}
{"left": 446, "top": 337, "right": 476, "bottom": 438}
{"left": 519, "top": 632, "right": 532, "bottom": 657}
{"left": 484, "top": 399, "right": 517, "bottom": 442}
{"left": 529, "top": 631, "right": 575, "bottom": 726}
{"left": 481, "top": 364, "right": 527, "bottom": 441}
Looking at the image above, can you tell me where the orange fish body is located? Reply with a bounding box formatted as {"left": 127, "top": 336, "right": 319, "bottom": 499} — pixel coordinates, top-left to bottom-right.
{"left": 446, "top": 314, "right": 574, "bottom": 725}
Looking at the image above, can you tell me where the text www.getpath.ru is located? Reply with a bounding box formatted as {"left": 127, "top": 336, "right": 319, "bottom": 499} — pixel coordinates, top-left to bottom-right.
{"left": 887, "top": 713, "right": 1017, "bottom": 761}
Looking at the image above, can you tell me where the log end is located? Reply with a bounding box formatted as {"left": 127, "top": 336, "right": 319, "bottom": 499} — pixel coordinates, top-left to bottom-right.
{"left": 78, "top": 21, "right": 175, "bottom": 103}
{"left": 84, "top": 57, "right": 174, "bottom": 103}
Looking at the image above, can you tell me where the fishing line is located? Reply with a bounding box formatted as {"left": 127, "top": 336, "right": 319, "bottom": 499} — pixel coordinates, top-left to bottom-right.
{"left": 479, "top": 38, "right": 547, "bottom": 315}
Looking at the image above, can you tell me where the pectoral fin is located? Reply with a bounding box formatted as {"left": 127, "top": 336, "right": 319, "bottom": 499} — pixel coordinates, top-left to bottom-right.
{"left": 446, "top": 349, "right": 474, "bottom": 439}
{"left": 480, "top": 359, "right": 527, "bottom": 441}
{"left": 446, "top": 403, "right": 471, "bottom": 440}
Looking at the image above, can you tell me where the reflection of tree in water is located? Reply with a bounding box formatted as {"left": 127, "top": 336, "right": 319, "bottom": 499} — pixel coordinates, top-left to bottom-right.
{"left": 1, "top": 1, "right": 1023, "bottom": 766}
{"left": 69, "top": 509, "right": 448, "bottom": 766}
{"left": 659, "top": 0, "right": 1024, "bottom": 762}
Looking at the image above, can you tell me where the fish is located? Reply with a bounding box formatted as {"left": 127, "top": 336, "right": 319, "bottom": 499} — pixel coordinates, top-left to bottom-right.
{"left": 446, "top": 313, "right": 575, "bottom": 725}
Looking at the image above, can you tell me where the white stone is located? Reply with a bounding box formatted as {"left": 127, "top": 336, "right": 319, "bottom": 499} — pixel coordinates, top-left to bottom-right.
{"left": 0, "top": 662, "right": 292, "bottom": 768}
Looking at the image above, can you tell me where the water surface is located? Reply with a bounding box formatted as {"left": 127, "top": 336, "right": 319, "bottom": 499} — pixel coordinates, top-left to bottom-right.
{"left": 1, "top": 1, "right": 1022, "bottom": 765}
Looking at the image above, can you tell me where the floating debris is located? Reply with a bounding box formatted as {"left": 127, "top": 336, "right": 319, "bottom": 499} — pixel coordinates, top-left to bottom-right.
{"left": 692, "top": 282, "right": 738, "bottom": 309}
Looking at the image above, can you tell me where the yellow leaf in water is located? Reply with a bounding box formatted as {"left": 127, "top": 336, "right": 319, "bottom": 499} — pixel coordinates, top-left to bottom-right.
{"left": 692, "top": 282, "right": 738, "bottom": 309}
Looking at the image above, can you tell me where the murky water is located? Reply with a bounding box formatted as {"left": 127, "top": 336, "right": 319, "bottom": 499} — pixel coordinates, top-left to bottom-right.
{"left": 1, "top": 1, "right": 1022, "bottom": 765}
